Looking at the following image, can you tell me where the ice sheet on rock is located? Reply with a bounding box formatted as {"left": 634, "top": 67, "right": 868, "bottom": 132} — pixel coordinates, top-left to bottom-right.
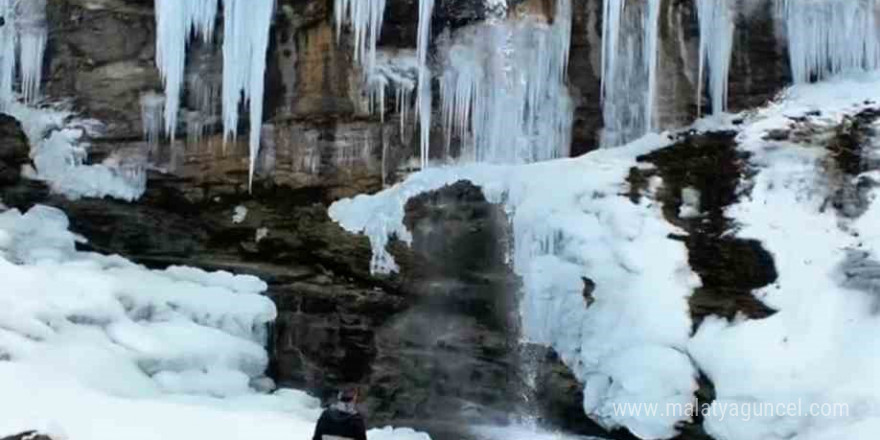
{"left": 330, "top": 133, "right": 699, "bottom": 437}
{"left": 688, "top": 72, "right": 880, "bottom": 440}
{"left": 5, "top": 102, "right": 146, "bottom": 201}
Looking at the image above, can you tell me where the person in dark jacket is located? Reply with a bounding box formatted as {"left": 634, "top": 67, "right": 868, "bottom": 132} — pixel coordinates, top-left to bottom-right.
{"left": 312, "top": 386, "right": 367, "bottom": 440}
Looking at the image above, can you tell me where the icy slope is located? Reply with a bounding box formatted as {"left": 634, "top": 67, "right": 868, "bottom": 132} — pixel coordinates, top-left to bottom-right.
{"left": 689, "top": 73, "right": 880, "bottom": 440}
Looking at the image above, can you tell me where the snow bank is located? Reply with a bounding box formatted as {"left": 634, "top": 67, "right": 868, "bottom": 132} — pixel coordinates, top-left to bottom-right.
{"left": 689, "top": 72, "right": 880, "bottom": 440}
{"left": 0, "top": 204, "right": 430, "bottom": 440}
{"left": 330, "top": 133, "right": 700, "bottom": 438}
{"left": 5, "top": 102, "right": 146, "bottom": 201}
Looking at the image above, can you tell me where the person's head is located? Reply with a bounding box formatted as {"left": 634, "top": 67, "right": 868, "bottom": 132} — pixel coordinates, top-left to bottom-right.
{"left": 337, "top": 385, "right": 359, "bottom": 404}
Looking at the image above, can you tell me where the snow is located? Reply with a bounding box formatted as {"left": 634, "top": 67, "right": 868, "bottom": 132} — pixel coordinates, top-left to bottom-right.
{"left": 330, "top": 133, "right": 700, "bottom": 437}
{"left": 688, "top": 72, "right": 880, "bottom": 440}
{"left": 601, "top": 0, "right": 661, "bottom": 147}
{"left": 697, "top": 0, "right": 734, "bottom": 116}
{"left": 437, "top": 0, "right": 572, "bottom": 164}
{"left": 778, "top": 0, "right": 880, "bottom": 83}
{"left": 0, "top": 204, "right": 431, "bottom": 440}
{"left": 7, "top": 102, "right": 147, "bottom": 201}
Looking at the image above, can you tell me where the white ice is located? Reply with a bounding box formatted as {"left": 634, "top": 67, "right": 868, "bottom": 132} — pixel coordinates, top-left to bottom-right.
{"left": 7, "top": 102, "right": 147, "bottom": 201}
{"left": 437, "top": 0, "right": 572, "bottom": 164}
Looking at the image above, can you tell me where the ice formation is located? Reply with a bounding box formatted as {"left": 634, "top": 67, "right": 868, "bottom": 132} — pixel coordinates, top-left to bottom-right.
{"left": 416, "top": 0, "right": 435, "bottom": 168}
{"left": 0, "top": 204, "right": 432, "bottom": 440}
{"left": 778, "top": 0, "right": 880, "bottom": 83}
{"left": 0, "top": 0, "right": 48, "bottom": 107}
{"left": 221, "top": 0, "right": 275, "bottom": 189}
{"left": 154, "top": 0, "right": 274, "bottom": 188}
{"left": 600, "top": 0, "right": 662, "bottom": 147}
{"left": 8, "top": 102, "right": 147, "bottom": 201}
{"left": 140, "top": 92, "right": 166, "bottom": 147}
{"left": 154, "top": 0, "right": 218, "bottom": 141}
{"left": 697, "top": 0, "right": 734, "bottom": 116}
{"left": 329, "top": 133, "right": 700, "bottom": 437}
{"left": 437, "top": 0, "right": 572, "bottom": 163}
{"left": 367, "top": 49, "right": 419, "bottom": 124}
{"left": 334, "top": 0, "right": 387, "bottom": 76}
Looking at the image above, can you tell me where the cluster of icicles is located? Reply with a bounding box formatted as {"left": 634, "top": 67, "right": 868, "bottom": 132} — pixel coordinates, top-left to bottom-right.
{"left": 5, "top": 0, "right": 879, "bottom": 192}
{"left": 0, "top": 0, "right": 47, "bottom": 109}
{"left": 148, "top": 0, "right": 275, "bottom": 188}
{"left": 131, "top": 0, "right": 880, "bottom": 186}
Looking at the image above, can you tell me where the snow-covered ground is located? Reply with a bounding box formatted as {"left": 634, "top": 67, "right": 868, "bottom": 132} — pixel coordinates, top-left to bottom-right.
{"left": 330, "top": 71, "right": 880, "bottom": 440}
{"left": 0, "top": 204, "right": 428, "bottom": 440}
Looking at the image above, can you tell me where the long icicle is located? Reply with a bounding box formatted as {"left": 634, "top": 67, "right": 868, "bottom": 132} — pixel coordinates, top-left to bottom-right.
{"left": 416, "top": 0, "right": 434, "bottom": 169}
{"left": 697, "top": 0, "right": 734, "bottom": 116}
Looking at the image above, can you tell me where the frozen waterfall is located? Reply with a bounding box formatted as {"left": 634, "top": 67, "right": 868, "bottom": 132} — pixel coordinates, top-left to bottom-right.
{"left": 600, "top": 0, "right": 661, "bottom": 147}
{"left": 697, "top": 0, "right": 734, "bottom": 116}
{"left": 437, "top": 0, "right": 573, "bottom": 163}
{"left": 778, "top": 0, "right": 880, "bottom": 83}
{"left": 0, "top": 0, "right": 47, "bottom": 107}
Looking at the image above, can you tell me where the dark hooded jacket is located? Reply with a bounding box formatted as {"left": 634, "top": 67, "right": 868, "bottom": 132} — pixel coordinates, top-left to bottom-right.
{"left": 312, "top": 403, "right": 367, "bottom": 440}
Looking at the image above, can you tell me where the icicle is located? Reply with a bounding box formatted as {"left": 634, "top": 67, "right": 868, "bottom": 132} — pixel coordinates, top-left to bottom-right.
{"left": 697, "top": 0, "right": 734, "bottom": 116}
{"left": 416, "top": 0, "right": 435, "bottom": 169}
{"left": 140, "top": 92, "right": 166, "bottom": 147}
{"left": 600, "top": 0, "right": 661, "bottom": 147}
{"left": 17, "top": 0, "right": 47, "bottom": 104}
{"left": 778, "top": 0, "right": 880, "bottom": 83}
{"left": 334, "top": 0, "right": 387, "bottom": 76}
{"left": 220, "top": 0, "right": 275, "bottom": 189}
{"left": 0, "top": 0, "right": 18, "bottom": 109}
{"left": 154, "top": 0, "right": 218, "bottom": 140}
{"left": 0, "top": 0, "right": 48, "bottom": 108}
{"left": 437, "top": 0, "right": 572, "bottom": 164}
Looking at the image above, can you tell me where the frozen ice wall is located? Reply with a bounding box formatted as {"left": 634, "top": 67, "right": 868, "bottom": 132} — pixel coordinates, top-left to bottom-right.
{"left": 0, "top": 0, "right": 48, "bottom": 107}
{"left": 437, "top": 0, "right": 573, "bottom": 164}
{"left": 601, "top": 0, "right": 661, "bottom": 147}
{"left": 778, "top": 0, "right": 880, "bottom": 83}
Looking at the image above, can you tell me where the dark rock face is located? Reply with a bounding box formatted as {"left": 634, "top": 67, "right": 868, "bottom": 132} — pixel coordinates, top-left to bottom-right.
{"left": 636, "top": 131, "right": 778, "bottom": 329}
{"left": 0, "top": 115, "right": 29, "bottom": 186}
{"left": 728, "top": 0, "right": 791, "bottom": 113}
